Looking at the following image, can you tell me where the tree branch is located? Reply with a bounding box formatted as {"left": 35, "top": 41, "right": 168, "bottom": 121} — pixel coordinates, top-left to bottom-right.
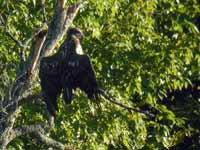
{"left": 1, "top": 122, "right": 73, "bottom": 150}
{"left": 40, "top": 2, "right": 82, "bottom": 57}
{"left": 0, "top": 14, "right": 48, "bottom": 72}
{"left": 98, "top": 89, "right": 155, "bottom": 118}
{"left": 26, "top": 30, "right": 47, "bottom": 77}
{"left": 0, "top": 107, "right": 21, "bottom": 150}
{"left": 0, "top": 1, "right": 84, "bottom": 149}
{"left": 0, "top": 15, "right": 23, "bottom": 48}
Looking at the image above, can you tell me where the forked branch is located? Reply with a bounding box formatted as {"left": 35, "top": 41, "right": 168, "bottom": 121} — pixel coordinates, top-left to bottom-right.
{"left": 0, "top": 0, "right": 84, "bottom": 149}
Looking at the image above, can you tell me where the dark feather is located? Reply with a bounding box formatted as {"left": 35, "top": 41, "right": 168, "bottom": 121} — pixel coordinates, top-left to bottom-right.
{"left": 39, "top": 55, "right": 63, "bottom": 117}
{"left": 39, "top": 28, "right": 99, "bottom": 117}
{"left": 63, "top": 54, "right": 99, "bottom": 101}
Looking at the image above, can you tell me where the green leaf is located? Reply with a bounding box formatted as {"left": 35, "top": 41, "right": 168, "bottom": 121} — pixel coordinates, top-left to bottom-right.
{"left": 184, "top": 20, "right": 199, "bottom": 34}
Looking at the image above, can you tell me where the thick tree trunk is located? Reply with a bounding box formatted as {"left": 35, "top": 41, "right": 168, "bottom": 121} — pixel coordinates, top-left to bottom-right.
{"left": 0, "top": 1, "right": 83, "bottom": 149}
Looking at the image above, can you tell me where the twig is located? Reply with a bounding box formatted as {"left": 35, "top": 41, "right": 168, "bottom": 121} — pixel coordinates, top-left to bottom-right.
{"left": 0, "top": 15, "right": 24, "bottom": 47}
{"left": 98, "top": 88, "right": 155, "bottom": 118}
{"left": 23, "top": 24, "right": 48, "bottom": 47}
{"left": 0, "top": 14, "right": 47, "bottom": 72}
{"left": 6, "top": 30, "right": 24, "bottom": 47}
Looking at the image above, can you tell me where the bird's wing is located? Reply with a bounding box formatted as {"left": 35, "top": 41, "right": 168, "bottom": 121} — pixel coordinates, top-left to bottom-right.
{"left": 70, "top": 54, "right": 99, "bottom": 100}
{"left": 39, "top": 55, "right": 60, "bottom": 76}
{"left": 39, "top": 55, "right": 62, "bottom": 117}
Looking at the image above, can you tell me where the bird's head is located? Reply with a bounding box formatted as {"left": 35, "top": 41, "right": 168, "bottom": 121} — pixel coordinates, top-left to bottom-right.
{"left": 67, "top": 28, "right": 83, "bottom": 41}
{"left": 67, "top": 28, "right": 84, "bottom": 55}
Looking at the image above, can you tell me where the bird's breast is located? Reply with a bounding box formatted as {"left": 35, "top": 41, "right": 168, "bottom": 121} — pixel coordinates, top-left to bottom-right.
{"left": 75, "top": 43, "right": 84, "bottom": 55}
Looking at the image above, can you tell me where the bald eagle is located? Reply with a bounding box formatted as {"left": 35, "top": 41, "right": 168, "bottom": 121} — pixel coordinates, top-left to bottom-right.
{"left": 39, "top": 28, "right": 99, "bottom": 117}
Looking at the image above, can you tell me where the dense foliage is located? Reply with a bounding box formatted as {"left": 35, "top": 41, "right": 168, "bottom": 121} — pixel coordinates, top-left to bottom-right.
{"left": 0, "top": 0, "right": 199, "bottom": 149}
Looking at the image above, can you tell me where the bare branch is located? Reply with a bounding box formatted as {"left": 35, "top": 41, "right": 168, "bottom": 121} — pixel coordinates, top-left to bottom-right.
{"left": 1, "top": 115, "right": 73, "bottom": 150}
{"left": 0, "top": 14, "right": 47, "bottom": 70}
{"left": 63, "top": 3, "right": 82, "bottom": 31}
{"left": 40, "top": 2, "right": 82, "bottom": 57}
{"left": 62, "top": 1, "right": 88, "bottom": 41}
{"left": 36, "top": 132, "right": 73, "bottom": 150}
{"left": 57, "top": 0, "right": 66, "bottom": 8}
{"left": 99, "top": 89, "right": 155, "bottom": 118}
{"left": 0, "top": 107, "right": 21, "bottom": 150}
{"left": 0, "top": 92, "right": 43, "bottom": 116}
{"left": 26, "top": 30, "right": 47, "bottom": 76}
{"left": 23, "top": 24, "right": 48, "bottom": 48}
{"left": 20, "top": 92, "right": 43, "bottom": 103}
{"left": 19, "top": 24, "right": 48, "bottom": 70}
{"left": 6, "top": 30, "right": 24, "bottom": 47}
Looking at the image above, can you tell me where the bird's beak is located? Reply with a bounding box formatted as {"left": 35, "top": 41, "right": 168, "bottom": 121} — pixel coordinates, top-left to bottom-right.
{"left": 72, "top": 35, "right": 77, "bottom": 40}
{"left": 76, "top": 33, "right": 83, "bottom": 39}
{"left": 72, "top": 33, "right": 83, "bottom": 41}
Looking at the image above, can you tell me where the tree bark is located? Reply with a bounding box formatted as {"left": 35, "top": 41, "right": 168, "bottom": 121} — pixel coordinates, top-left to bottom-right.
{"left": 0, "top": 1, "right": 83, "bottom": 149}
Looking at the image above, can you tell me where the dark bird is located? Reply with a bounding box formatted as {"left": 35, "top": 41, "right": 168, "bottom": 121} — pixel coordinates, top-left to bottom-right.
{"left": 39, "top": 28, "right": 99, "bottom": 117}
